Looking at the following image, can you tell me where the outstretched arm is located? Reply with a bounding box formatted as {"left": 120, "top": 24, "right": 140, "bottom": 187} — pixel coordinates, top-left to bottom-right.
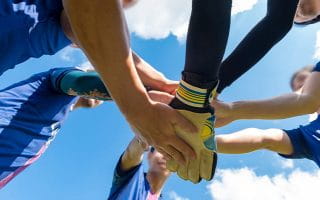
{"left": 54, "top": 67, "right": 177, "bottom": 101}
{"left": 216, "top": 128, "right": 293, "bottom": 155}
{"left": 59, "top": 70, "right": 112, "bottom": 101}
{"left": 213, "top": 71, "right": 320, "bottom": 126}
{"left": 120, "top": 137, "right": 148, "bottom": 171}
{"left": 62, "top": 0, "right": 196, "bottom": 164}
{"left": 133, "top": 52, "right": 178, "bottom": 94}
{"left": 217, "top": 0, "right": 299, "bottom": 93}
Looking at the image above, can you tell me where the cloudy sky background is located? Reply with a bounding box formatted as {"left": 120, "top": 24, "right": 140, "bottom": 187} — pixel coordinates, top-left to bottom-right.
{"left": 0, "top": 0, "right": 320, "bottom": 199}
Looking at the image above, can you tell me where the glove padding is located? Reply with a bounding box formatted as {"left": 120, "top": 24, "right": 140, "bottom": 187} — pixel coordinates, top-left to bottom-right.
{"left": 166, "top": 110, "right": 217, "bottom": 183}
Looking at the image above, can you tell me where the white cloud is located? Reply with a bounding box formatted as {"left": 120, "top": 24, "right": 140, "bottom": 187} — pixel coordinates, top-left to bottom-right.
{"left": 76, "top": 61, "right": 95, "bottom": 71}
{"left": 280, "top": 159, "right": 294, "bottom": 169}
{"left": 314, "top": 30, "right": 320, "bottom": 59}
{"left": 125, "top": 0, "right": 259, "bottom": 42}
{"left": 309, "top": 113, "right": 318, "bottom": 122}
{"left": 231, "top": 0, "right": 258, "bottom": 15}
{"left": 168, "top": 191, "right": 190, "bottom": 200}
{"left": 208, "top": 168, "right": 320, "bottom": 200}
{"left": 59, "top": 46, "right": 79, "bottom": 62}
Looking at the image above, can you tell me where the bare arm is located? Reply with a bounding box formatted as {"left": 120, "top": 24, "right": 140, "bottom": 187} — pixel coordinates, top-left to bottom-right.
{"left": 133, "top": 52, "right": 178, "bottom": 94}
{"left": 62, "top": 0, "right": 196, "bottom": 164}
{"left": 213, "top": 72, "right": 320, "bottom": 124}
{"left": 121, "top": 137, "right": 148, "bottom": 171}
{"left": 63, "top": 0, "right": 147, "bottom": 115}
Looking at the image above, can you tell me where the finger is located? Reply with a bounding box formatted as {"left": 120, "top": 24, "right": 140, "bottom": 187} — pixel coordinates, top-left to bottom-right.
{"left": 166, "top": 160, "right": 179, "bottom": 172}
{"left": 156, "top": 147, "right": 172, "bottom": 161}
{"left": 173, "top": 111, "right": 198, "bottom": 133}
{"left": 163, "top": 140, "right": 187, "bottom": 165}
{"left": 177, "top": 163, "right": 188, "bottom": 181}
{"left": 200, "top": 149, "right": 214, "bottom": 181}
{"left": 148, "top": 91, "right": 174, "bottom": 104}
{"left": 214, "top": 119, "right": 223, "bottom": 128}
{"left": 163, "top": 81, "right": 179, "bottom": 94}
{"left": 188, "top": 156, "right": 201, "bottom": 184}
{"left": 168, "top": 136, "right": 196, "bottom": 162}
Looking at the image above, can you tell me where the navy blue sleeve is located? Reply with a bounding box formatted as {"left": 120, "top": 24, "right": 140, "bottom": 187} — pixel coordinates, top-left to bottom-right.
{"left": 108, "top": 154, "right": 142, "bottom": 198}
{"left": 313, "top": 62, "right": 320, "bottom": 72}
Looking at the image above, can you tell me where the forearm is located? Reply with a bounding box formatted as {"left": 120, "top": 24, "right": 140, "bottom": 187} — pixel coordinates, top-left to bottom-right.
{"left": 132, "top": 52, "right": 168, "bottom": 90}
{"left": 216, "top": 128, "right": 289, "bottom": 154}
{"left": 217, "top": 0, "right": 298, "bottom": 93}
{"left": 121, "top": 138, "right": 146, "bottom": 171}
{"left": 231, "top": 93, "right": 317, "bottom": 120}
{"left": 63, "top": 0, "right": 150, "bottom": 116}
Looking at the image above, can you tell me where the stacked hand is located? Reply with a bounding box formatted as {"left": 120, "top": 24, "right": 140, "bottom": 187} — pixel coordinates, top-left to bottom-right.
{"left": 211, "top": 100, "right": 235, "bottom": 128}
{"left": 127, "top": 88, "right": 197, "bottom": 165}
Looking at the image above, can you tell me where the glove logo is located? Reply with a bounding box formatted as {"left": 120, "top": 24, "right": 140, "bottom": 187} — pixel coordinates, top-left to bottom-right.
{"left": 201, "top": 116, "right": 216, "bottom": 151}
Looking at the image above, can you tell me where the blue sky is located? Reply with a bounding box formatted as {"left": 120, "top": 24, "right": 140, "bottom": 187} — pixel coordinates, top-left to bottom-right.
{"left": 1, "top": 0, "right": 320, "bottom": 199}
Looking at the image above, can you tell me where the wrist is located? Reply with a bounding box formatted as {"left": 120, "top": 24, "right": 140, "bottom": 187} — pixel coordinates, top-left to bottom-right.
{"left": 228, "top": 102, "right": 239, "bottom": 120}
{"left": 124, "top": 93, "right": 154, "bottom": 122}
{"left": 230, "top": 101, "right": 249, "bottom": 120}
{"left": 148, "top": 74, "right": 168, "bottom": 90}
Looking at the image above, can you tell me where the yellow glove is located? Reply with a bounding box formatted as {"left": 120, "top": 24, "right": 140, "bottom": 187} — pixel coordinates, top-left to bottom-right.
{"left": 167, "top": 79, "right": 218, "bottom": 183}
{"left": 166, "top": 110, "right": 217, "bottom": 183}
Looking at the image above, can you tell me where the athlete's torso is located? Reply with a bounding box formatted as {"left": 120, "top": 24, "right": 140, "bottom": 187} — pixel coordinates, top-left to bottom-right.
{"left": 108, "top": 162, "right": 159, "bottom": 200}
{"left": 0, "top": 68, "right": 77, "bottom": 188}
{"left": 0, "top": 0, "right": 71, "bottom": 75}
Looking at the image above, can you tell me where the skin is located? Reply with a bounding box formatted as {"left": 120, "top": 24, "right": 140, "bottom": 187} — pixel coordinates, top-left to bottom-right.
{"left": 72, "top": 98, "right": 103, "bottom": 110}
{"left": 152, "top": 69, "right": 313, "bottom": 157}
{"left": 212, "top": 1, "right": 320, "bottom": 126}
{"left": 212, "top": 68, "right": 320, "bottom": 127}
{"left": 294, "top": 0, "right": 320, "bottom": 23}
{"left": 216, "top": 128, "right": 293, "bottom": 155}
{"left": 214, "top": 69, "right": 315, "bottom": 156}
{"left": 60, "top": 0, "right": 197, "bottom": 164}
{"left": 211, "top": 68, "right": 319, "bottom": 155}
{"left": 121, "top": 137, "right": 170, "bottom": 195}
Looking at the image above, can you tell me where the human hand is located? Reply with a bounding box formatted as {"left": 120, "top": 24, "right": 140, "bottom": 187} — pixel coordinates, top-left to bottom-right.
{"left": 148, "top": 90, "right": 174, "bottom": 104}
{"left": 211, "top": 100, "right": 235, "bottom": 128}
{"left": 132, "top": 136, "right": 149, "bottom": 151}
{"left": 159, "top": 79, "right": 179, "bottom": 95}
{"left": 127, "top": 101, "right": 198, "bottom": 165}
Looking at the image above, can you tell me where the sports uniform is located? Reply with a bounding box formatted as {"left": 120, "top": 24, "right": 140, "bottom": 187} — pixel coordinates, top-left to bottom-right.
{"left": 0, "top": 67, "right": 78, "bottom": 189}
{"left": 108, "top": 155, "right": 160, "bottom": 200}
{"left": 0, "top": 0, "right": 70, "bottom": 76}
{"left": 279, "top": 62, "right": 320, "bottom": 167}
{"left": 280, "top": 116, "right": 320, "bottom": 167}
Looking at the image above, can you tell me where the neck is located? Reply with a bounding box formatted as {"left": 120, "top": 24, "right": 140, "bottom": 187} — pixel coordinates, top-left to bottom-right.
{"left": 146, "top": 171, "right": 169, "bottom": 195}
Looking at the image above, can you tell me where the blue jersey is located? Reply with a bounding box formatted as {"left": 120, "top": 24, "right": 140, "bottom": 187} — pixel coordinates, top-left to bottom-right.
{"left": 313, "top": 61, "right": 320, "bottom": 72}
{"left": 281, "top": 114, "right": 320, "bottom": 168}
{"left": 0, "top": 68, "right": 78, "bottom": 189}
{"left": 0, "top": 0, "right": 71, "bottom": 76}
{"left": 280, "top": 61, "right": 320, "bottom": 167}
{"left": 298, "top": 115, "right": 320, "bottom": 167}
{"left": 108, "top": 155, "right": 160, "bottom": 200}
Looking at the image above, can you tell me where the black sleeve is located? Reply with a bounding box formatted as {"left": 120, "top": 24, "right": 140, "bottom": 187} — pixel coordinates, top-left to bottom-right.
{"left": 217, "top": 0, "right": 299, "bottom": 93}
{"left": 183, "top": 0, "right": 232, "bottom": 84}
